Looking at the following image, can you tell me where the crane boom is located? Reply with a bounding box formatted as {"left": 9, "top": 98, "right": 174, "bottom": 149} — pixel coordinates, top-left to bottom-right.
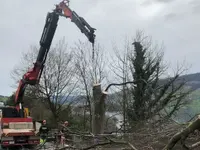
{"left": 15, "top": 0, "right": 96, "bottom": 117}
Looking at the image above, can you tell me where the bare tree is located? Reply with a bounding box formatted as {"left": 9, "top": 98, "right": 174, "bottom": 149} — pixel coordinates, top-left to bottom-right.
{"left": 72, "top": 40, "right": 107, "bottom": 132}
{"left": 11, "top": 38, "right": 78, "bottom": 124}
{"left": 109, "top": 37, "right": 132, "bottom": 132}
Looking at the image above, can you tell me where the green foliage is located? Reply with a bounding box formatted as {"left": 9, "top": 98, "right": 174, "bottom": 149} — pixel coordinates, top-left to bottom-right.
{"left": 125, "top": 39, "right": 190, "bottom": 123}
{"left": 0, "top": 95, "right": 8, "bottom": 102}
{"left": 69, "top": 115, "right": 90, "bottom": 131}
{"left": 47, "top": 105, "right": 73, "bottom": 128}
{"left": 6, "top": 94, "right": 15, "bottom": 106}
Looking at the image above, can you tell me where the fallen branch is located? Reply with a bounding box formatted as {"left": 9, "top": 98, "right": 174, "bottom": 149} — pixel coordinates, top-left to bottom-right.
{"left": 58, "top": 124, "right": 93, "bottom": 136}
{"left": 82, "top": 138, "right": 137, "bottom": 150}
{"left": 55, "top": 129, "right": 138, "bottom": 150}
{"left": 56, "top": 139, "right": 137, "bottom": 150}
{"left": 189, "top": 141, "right": 200, "bottom": 149}
{"left": 81, "top": 141, "right": 112, "bottom": 150}
{"left": 108, "top": 138, "right": 138, "bottom": 150}
{"left": 58, "top": 145, "right": 78, "bottom": 150}
{"left": 163, "top": 115, "right": 200, "bottom": 150}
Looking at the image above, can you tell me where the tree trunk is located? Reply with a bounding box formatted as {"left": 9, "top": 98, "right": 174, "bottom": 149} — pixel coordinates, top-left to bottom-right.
{"left": 123, "top": 84, "right": 127, "bottom": 133}
{"left": 164, "top": 115, "right": 200, "bottom": 150}
{"left": 92, "top": 83, "right": 107, "bottom": 135}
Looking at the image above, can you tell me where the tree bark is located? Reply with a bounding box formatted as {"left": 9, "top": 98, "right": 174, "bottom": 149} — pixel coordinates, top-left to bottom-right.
{"left": 92, "top": 83, "right": 107, "bottom": 135}
{"left": 164, "top": 115, "right": 200, "bottom": 150}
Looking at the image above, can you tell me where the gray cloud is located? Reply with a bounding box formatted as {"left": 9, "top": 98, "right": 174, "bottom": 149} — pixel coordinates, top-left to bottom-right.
{"left": 154, "top": 0, "right": 175, "bottom": 3}
{"left": 0, "top": 0, "right": 199, "bottom": 95}
{"left": 142, "top": 0, "right": 175, "bottom": 6}
{"left": 164, "top": 13, "right": 177, "bottom": 21}
{"left": 189, "top": 0, "right": 200, "bottom": 14}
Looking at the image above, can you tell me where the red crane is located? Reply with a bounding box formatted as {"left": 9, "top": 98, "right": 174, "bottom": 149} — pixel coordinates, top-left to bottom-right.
{"left": 14, "top": 0, "right": 96, "bottom": 117}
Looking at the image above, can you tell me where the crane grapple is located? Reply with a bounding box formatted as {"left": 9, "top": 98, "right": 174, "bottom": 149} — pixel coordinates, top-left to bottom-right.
{"left": 55, "top": 0, "right": 96, "bottom": 44}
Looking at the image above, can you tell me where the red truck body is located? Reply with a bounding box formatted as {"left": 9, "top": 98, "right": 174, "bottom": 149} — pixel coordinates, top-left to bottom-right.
{"left": 0, "top": 107, "right": 40, "bottom": 148}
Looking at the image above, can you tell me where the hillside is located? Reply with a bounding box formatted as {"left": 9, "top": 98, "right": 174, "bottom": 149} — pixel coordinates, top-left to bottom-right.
{"left": 0, "top": 95, "right": 8, "bottom": 102}
{"left": 179, "top": 72, "right": 200, "bottom": 90}
{"left": 2, "top": 73, "right": 200, "bottom": 103}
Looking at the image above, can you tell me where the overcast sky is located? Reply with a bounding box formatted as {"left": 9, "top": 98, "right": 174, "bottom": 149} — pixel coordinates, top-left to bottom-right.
{"left": 0, "top": 0, "right": 199, "bottom": 96}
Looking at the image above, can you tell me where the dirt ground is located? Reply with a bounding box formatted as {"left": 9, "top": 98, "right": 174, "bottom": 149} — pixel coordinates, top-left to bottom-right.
{"left": 63, "top": 122, "right": 200, "bottom": 150}
{"left": 2, "top": 122, "right": 199, "bottom": 150}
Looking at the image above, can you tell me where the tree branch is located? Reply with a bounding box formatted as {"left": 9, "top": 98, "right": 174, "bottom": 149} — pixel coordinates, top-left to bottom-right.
{"left": 163, "top": 115, "right": 200, "bottom": 150}
{"left": 105, "top": 79, "right": 147, "bottom": 92}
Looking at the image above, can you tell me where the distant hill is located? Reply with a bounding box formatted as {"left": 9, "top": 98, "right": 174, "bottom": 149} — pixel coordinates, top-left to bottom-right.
{"left": 0, "top": 95, "right": 8, "bottom": 102}
{"left": 105, "top": 72, "right": 200, "bottom": 113}
{"left": 179, "top": 73, "right": 200, "bottom": 90}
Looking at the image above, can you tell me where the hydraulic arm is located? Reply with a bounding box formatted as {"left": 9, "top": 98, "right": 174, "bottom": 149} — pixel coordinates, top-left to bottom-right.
{"left": 14, "top": 0, "right": 96, "bottom": 117}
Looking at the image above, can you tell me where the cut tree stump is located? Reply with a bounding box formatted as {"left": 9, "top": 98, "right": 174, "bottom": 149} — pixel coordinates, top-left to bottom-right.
{"left": 92, "top": 83, "right": 107, "bottom": 135}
